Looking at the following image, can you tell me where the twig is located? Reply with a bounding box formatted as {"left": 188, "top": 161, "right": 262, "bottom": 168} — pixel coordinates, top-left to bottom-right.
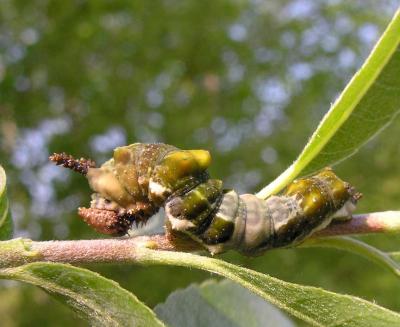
{"left": 0, "top": 211, "right": 399, "bottom": 267}
{"left": 315, "top": 211, "right": 400, "bottom": 237}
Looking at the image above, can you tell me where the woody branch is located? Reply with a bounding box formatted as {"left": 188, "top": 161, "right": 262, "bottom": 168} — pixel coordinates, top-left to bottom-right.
{"left": 0, "top": 211, "right": 399, "bottom": 268}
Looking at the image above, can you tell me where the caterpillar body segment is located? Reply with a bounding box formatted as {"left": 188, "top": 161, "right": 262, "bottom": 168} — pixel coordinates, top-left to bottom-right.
{"left": 50, "top": 143, "right": 361, "bottom": 254}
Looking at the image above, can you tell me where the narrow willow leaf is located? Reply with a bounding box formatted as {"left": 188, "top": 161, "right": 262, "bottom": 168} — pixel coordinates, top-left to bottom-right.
{"left": 302, "top": 236, "right": 400, "bottom": 278}
{"left": 155, "top": 279, "right": 295, "bottom": 327}
{"left": 139, "top": 248, "right": 400, "bottom": 327}
{"left": 0, "top": 165, "right": 13, "bottom": 240}
{"left": 0, "top": 262, "right": 164, "bottom": 327}
{"left": 257, "top": 9, "right": 400, "bottom": 199}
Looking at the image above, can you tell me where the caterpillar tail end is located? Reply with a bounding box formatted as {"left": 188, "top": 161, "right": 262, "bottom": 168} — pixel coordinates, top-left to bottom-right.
{"left": 346, "top": 182, "right": 363, "bottom": 203}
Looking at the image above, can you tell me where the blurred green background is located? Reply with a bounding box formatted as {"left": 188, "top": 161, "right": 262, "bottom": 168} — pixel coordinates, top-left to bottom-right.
{"left": 1, "top": 1, "right": 400, "bottom": 325}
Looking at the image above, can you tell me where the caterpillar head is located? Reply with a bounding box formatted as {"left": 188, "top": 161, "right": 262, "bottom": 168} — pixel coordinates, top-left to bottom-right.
{"left": 50, "top": 143, "right": 212, "bottom": 235}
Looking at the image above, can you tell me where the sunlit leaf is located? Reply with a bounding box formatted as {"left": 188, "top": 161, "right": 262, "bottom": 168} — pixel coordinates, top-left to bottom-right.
{"left": 0, "top": 165, "right": 13, "bottom": 240}
{"left": 257, "top": 9, "right": 400, "bottom": 198}
{"left": 0, "top": 262, "right": 164, "bottom": 327}
{"left": 155, "top": 279, "right": 295, "bottom": 327}
{"left": 139, "top": 248, "right": 400, "bottom": 327}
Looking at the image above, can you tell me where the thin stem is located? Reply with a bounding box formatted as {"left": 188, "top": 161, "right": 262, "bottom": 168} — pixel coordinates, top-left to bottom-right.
{"left": 32, "top": 234, "right": 201, "bottom": 264}
{"left": 0, "top": 211, "right": 399, "bottom": 267}
{"left": 315, "top": 211, "right": 400, "bottom": 237}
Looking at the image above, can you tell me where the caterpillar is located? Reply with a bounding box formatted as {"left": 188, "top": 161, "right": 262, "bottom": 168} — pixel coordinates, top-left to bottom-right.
{"left": 50, "top": 143, "right": 361, "bottom": 255}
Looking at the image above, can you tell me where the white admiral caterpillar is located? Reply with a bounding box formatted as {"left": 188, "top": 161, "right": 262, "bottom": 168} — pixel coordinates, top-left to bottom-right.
{"left": 50, "top": 143, "right": 361, "bottom": 254}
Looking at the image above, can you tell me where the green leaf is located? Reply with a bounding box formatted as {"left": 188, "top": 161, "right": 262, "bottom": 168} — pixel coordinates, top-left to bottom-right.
{"left": 302, "top": 236, "right": 400, "bottom": 278}
{"left": 0, "top": 262, "right": 164, "bottom": 327}
{"left": 155, "top": 279, "right": 295, "bottom": 327}
{"left": 0, "top": 165, "right": 13, "bottom": 240}
{"left": 389, "top": 252, "right": 400, "bottom": 262}
{"left": 139, "top": 248, "right": 400, "bottom": 327}
{"left": 257, "top": 9, "right": 400, "bottom": 199}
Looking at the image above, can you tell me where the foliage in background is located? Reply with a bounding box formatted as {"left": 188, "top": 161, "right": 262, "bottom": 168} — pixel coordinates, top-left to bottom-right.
{"left": 257, "top": 7, "right": 400, "bottom": 198}
{"left": 0, "top": 166, "right": 12, "bottom": 239}
{"left": 1, "top": 1, "right": 400, "bottom": 326}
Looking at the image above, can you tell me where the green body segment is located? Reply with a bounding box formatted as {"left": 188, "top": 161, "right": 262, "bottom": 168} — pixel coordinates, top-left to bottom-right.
{"left": 153, "top": 149, "right": 211, "bottom": 192}
{"left": 268, "top": 168, "right": 356, "bottom": 251}
{"left": 285, "top": 168, "right": 350, "bottom": 216}
{"left": 200, "top": 216, "right": 235, "bottom": 245}
{"left": 166, "top": 179, "right": 224, "bottom": 237}
{"left": 166, "top": 181, "right": 237, "bottom": 249}
{"left": 179, "top": 180, "right": 222, "bottom": 222}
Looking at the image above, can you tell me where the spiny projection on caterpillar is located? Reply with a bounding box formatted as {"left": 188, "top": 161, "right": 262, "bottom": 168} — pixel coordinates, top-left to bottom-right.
{"left": 50, "top": 143, "right": 362, "bottom": 255}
